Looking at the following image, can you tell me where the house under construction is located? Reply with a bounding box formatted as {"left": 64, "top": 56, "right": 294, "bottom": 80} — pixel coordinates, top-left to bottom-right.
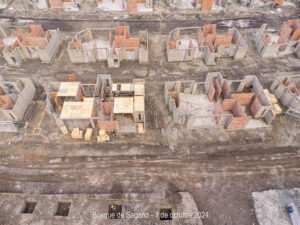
{"left": 67, "top": 26, "right": 149, "bottom": 68}
{"left": 270, "top": 75, "right": 300, "bottom": 118}
{"left": 167, "top": 25, "right": 248, "bottom": 65}
{"left": 0, "top": 0, "right": 11, "bottom": 9}
{"left": 96, "top": 0, "right": 153, "bottom": 13}
{"left": 0, "top": 76, "right": 36, "bottom": 132}
{"left": 168, "top": 0, "right": 228, "bottom": 11}
{"left": 46, "top": 74, "right": 145, "bottom": 135}
{"left": 238, "top": 0, "right": 292, "bottom": 8}
{"left": 254, "top": 19, "right": 300, "bottom": 58}
{"left": 164, "top": 72, "right": 275, "bottom": 130}
{"left": 32, "top": 0, "right": 84, "bottom": 11}
{"left": 0, "top": 24, "right": 63, "bottom": 67}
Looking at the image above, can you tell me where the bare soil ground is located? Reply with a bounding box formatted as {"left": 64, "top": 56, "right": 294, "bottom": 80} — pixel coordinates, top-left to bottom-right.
{"left": 0, "top": 8, "right": 299, "bottom": 225}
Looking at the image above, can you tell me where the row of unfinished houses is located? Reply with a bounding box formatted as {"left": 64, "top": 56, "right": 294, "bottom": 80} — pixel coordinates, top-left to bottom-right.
{"left": 0, "top": 73, "right": 299, "bottom": 134}
{"left": 1, "top": 0, "right": 295, "bottom": 11}
{"left": 32, "top": 0, "right": 84, "bottom": 12}
{"left": 167, "top": 24, "right": 248, "bottom": 65}
{"left": 0, "top": 20, "right": 298, "bottom": 68}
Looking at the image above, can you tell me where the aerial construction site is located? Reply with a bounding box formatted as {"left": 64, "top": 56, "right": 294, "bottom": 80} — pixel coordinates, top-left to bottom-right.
{"left": 0, "top": 0, "right": 299, "bottom": 224}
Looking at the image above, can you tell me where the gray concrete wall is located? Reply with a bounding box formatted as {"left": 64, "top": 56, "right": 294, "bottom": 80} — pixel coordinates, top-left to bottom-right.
{"left": 296, "top": 44, "right": 300, "bottom": 58}
{"left": 38, "top": 30, "right": 62, "bottom": 63}
{"left": 2, "top": 79, "right": 36, "bottom": 121}
{"left": 3, "top": 47, "right": 23, "bottom": 67}
{"left": 167, "top": 49, "right": 186, "bottom": 62}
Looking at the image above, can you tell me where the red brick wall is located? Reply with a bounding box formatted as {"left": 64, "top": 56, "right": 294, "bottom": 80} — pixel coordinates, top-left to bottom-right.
{"left": 214, "top": 79, "right": 222, "bottom": 101}
{"left": 226, "top": 116, "right": 250, "bottom": 129}
{"left": 291, "top": 86, "right": 300, "bottom": 96}
{"left": 97, "top": 121, "right": 117, "bottom": 132}
{"left": 128, "top": 0, "right": 137, "bottom": 12}
{"left": 76, "top": 87, "right": 83, "bottom": 102}
{"left": 231, "top": 93, "right": 254, "bottom": 106}
{"left": 291, "top": 28, "right": 300, "bottom": 41}
{"left": 100, "top": 102, "right": 113, "bottom": 114}
{"left": 250, "top": 97, "right": 262, "bottom": 117}
{"left": 232, "top": 100, "right": 245, "bottom": 117}
{"left": 214, "top": 101, "right": 223, "bottom": 124}
{"left": 197, "top": 29, "right": 204, "bottom": 46}
{"left": 207, "top": 84, "right": 215, "bottom": 102}
{"left": 222, "top": 81, "right": 230, "bottom": 99}
{"left": 170, "top": 92, "right": 179, "bottom": 107}
{"left": 68, "top": 74, "right": 76, "bottom": 82}
{"left": 221, "top": 99, "right": 236, "bottom": 111}
{"left": 49, "top": 0, "right": 63, "bottom": 9}
{"left": 0, "top": 95, "right": 15, "bottom": 110}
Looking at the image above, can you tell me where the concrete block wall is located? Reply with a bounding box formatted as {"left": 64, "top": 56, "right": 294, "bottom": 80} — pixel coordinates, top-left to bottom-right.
{"left": 287, "top": 96, "right": 300, "bottom": 111}
{"left": 11, "top": 79, "right": 36, "bottom": 120}
{"left": 167, "top": 49, "right": 186, "bottom": 62}
{"left": 279, "top": 88, "right": 294, "bottom": 106}
{"left": 139, "top": 49, "right": 148, "bottom": 64}
{"left": 39, "top": 30, "right": 62, "bottom": 63}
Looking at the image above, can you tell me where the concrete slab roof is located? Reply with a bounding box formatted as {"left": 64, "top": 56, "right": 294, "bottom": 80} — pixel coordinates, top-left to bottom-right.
{"left": 57, "top": 82, "right": 80, "bottom": 97}
{"left": 113, "top": 97, "right": 133, "bottom": 114}
{"left": 60, "top": 98, "right": 94, "bottom": 119}
{"left": 112, "top": 83, "right": 133, "bottom": 92}
{"left": 134, "top": 95, "right": 145, "bottom": 112}
{"left": 134, "top": 84, "right": 145, "bottom": 96}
